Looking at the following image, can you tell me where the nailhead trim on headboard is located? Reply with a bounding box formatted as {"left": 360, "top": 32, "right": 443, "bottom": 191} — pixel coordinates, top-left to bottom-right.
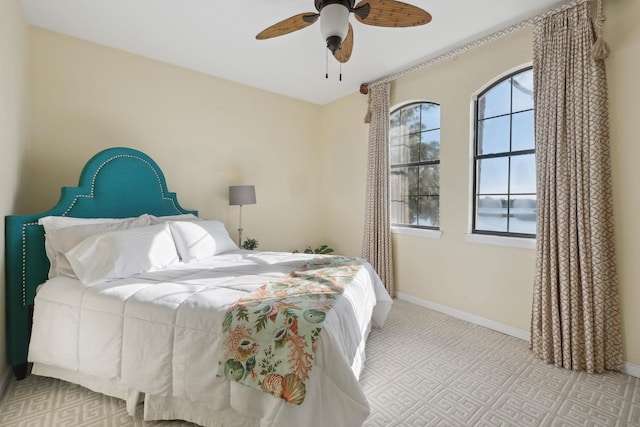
{"left": 62, "top": 154, "right": 180, "bottom": 216}
{"left": 20, "top": 223, "right": 38, "bottom": 306}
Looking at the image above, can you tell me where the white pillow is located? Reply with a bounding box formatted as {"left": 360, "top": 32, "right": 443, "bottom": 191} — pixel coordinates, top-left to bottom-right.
{"left": 66, "top": 223, "right": 179, "bottom": 285}
{"left": 46, "top": 215, "right": 152, "bottom": 278}
{"left": 168, "top": 220, "right": 238, "bottom": 262}
{"left": 149, "top": 213, "right": 199, "bottom": 224}
{"left": 39, "top": 215, "right": 151, "bottom": 278}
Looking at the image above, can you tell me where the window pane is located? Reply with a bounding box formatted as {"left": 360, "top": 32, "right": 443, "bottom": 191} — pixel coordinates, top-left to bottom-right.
{"left": 408, "top": 165, "right": 419, "bottom": 193}
{"left": 512, "top": 110, "right": 535, "bottom": 151}
{"left": 390, "top": 136, "right": 402, "bottom": 164}
{"left": 478, "top": 116, "right": 510, "bottom": 155}
{"left": 402, "top": 166, "right": 421, "bottom": 225}
{"left": 478, "top": 158, "right": 509, "bottom": 194}
{"left": 409, "top": 133, "right": 421, "bottom": 163}
{"left": 478, "top": 80, "right": 511, "bottom": 119}
{"left": 509, "top": 195, "right": 537, "bottom": 234}
{"left": 389, "top": 168, "right": 407, "bottom": 197}
{"left": 419, "top": 164, "right": 439, "bottom": 196}
{"left": 390, "top": 199, "right": 406, "bottom": 225}
{"left": 390, "top": 167, "right": 410, "bottom": 224}
{"left": 402, "top": 105, "right": 421, "bottom": 133}
{"left": 420, "top": 130, "right": 440, "bottom": 161}
{"left": 476, "top": 196, "right": 508, "bottom": 232}
{"left": 390, "top": 111, "right": 401, "bottom": 137}
{"left": 391, "top": 134, "right": 413, "bottom": 165}
{"left": 512, "top": 69, "right": 534, "bottom": 113}
{"left": 510, "top": 154, "right": 536, "bottom": 193}
{"left": 409, "top": 197, "right": 420, "bottom": 225}
{"left": 421, "top": 103, "right": 440, "bottom": 131}
{"left": 417, "top": 196, "right": 439, "bottom": 227}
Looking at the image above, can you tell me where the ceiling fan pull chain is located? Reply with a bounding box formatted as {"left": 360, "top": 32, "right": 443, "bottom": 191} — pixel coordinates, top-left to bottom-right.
{"left": 326, "top": 48, "right": 329, "bottom": 79}
{"left": 339, "top": 62, "right": 342, "bottom": 82}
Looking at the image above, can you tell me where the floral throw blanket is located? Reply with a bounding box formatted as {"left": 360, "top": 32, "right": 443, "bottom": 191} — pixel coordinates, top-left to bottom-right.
{"left": 216, "top": 256, "right": 365, "bottom": 405}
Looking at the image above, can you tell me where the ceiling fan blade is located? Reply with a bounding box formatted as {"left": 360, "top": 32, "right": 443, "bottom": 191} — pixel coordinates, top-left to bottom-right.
{"left": 333, "top": 23, "right": 354, "bottom": 63}
{"left": 256, "top": 13, "right": 319, "bottom": 40}
{"left": 353, "top": 0, "right": 432, "bottom": 27}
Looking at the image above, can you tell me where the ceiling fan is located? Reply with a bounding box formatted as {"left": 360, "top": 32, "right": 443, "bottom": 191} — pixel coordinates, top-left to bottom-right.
{"left": 256, "top": 0, "right": 432, "bottom": 64}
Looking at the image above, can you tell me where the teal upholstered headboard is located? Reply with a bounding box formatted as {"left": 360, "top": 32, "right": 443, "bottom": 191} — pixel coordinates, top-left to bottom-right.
{"left": 5, "top": 147, "right": 197, "bottom": 379}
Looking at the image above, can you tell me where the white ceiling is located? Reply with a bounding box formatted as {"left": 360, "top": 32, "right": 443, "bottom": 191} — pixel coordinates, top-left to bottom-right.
{"left": 19, "top": 0, "right": 567, "bottom": 105}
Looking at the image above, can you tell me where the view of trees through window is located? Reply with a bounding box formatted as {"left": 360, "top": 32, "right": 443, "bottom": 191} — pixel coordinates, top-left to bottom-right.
{"left": 474, "top": 67, "right": 536, "bottom": 236}
{"left": 389, "top": 102, "right": 441, "bottom": 229}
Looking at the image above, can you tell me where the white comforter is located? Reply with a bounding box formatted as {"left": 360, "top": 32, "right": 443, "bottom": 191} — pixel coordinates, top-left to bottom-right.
{"left": 28, "top": 251, "right": 392, "bottom": 427}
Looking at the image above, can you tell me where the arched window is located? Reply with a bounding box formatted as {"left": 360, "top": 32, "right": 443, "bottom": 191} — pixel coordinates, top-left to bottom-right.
{"left": 473, "top": 67, "right": 536, "bottom": 237}
{"left": 389, "top": 102, "right": 441, "bottom": 229}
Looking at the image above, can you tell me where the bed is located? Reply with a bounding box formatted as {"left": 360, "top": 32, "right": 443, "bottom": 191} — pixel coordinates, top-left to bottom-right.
{"left": 4, "top": 147, "right": 392, "bottom": 427}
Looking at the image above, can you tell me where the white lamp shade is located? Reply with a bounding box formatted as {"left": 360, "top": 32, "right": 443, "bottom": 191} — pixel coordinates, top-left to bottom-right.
{"left": 320, "top": 3, "right": 350, "bottom": 40}
{"left": 229, "top": 185, "right": 256, "bottom": 206}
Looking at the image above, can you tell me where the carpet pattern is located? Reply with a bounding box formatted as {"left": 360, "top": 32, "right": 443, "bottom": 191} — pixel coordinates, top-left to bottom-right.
{"left": 1, "top": 300, "right": 638, "bottom": 426}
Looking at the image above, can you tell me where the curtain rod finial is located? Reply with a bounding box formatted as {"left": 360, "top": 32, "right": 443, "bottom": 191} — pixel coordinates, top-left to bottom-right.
{"left": 359, "top": 84, "right": 369, "bottom": 95}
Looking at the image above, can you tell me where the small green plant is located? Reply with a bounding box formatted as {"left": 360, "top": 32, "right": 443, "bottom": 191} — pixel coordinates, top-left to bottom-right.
{"left": 293, "top": 244, "right": 334, "bottom": 255}
{"left": 241, "top": 238, "right": 259, "bottom": 250}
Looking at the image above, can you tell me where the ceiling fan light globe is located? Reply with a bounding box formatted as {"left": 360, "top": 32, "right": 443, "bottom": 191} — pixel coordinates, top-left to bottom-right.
{"left": 320, "top": 3, "right": 350, "bottom": 41}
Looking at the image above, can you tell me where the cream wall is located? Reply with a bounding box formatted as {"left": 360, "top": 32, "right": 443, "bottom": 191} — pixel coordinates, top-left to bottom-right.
{"left": 319, "top": 94, "right": 370, "bottom": 257}
{"left": 0, "top": 0, "right": 30, "bottom": 379}
{"left": 389, "top": 28, "right": 536, "bottom": 330}
{"left": 322, "top": 0, "right": 640, "bottom": 367}
{"left": 27, "top": 27, "right": 325, "bottom": 253}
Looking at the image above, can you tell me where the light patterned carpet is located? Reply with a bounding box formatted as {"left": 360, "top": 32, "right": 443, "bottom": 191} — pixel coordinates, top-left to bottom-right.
{"left": 1, "top": 300, "right": 638, "bottom": 426}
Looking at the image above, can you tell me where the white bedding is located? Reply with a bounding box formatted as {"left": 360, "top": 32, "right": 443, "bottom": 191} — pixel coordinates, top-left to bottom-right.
{"left": 28, "top": 250, "right": 392, "bottom": 427}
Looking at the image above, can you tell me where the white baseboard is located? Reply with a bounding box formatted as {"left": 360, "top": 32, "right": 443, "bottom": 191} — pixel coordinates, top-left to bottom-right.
{"left": 623, "top": 361, "right": 640, "bottom": 378}
{"left": 396, "top": 292, "right": 530, "bottom": 341}
{"left": 0, "top": 366, "right": 12, "bottom": 401}
{"left": 396, "top": 292, "right": 640, "bottom": 379}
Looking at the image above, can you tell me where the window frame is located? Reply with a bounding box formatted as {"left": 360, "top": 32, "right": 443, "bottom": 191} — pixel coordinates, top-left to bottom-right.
{"left": 389, "top": 101, "right": 441, "bottom": 231}
{"left": 472, "top": 66, "right": 536, "bottom": 239}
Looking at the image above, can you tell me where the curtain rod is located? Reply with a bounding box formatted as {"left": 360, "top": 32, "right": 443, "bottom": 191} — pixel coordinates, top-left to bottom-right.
{"left": 359, "top": 0, "right": 594, "bottom": 95}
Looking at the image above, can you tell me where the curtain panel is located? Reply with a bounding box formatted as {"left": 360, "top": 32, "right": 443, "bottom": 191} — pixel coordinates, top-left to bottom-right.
{"left": 362, "top": 82, "right": 394, "bottom": 296}
{"left": 530, "top": 1, "right": 623, "bottom": 373}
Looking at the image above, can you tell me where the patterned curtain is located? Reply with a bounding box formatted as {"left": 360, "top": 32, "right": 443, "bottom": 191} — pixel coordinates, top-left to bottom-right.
{"left": 362, "top": 82, "right": 394, "bottom": 296}
{"left": 530, "top": 1, "right": 623, "bottom": 373}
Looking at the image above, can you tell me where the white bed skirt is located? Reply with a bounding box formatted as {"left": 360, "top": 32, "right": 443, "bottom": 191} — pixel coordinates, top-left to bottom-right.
{"left": 32, "top": 330, "right": 372, "bottom": 427}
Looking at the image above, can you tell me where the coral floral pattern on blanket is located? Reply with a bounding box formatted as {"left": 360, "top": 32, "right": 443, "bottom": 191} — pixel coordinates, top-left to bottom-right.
{"left": 217, "top": 256, "right": 365, "bottom": 405}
